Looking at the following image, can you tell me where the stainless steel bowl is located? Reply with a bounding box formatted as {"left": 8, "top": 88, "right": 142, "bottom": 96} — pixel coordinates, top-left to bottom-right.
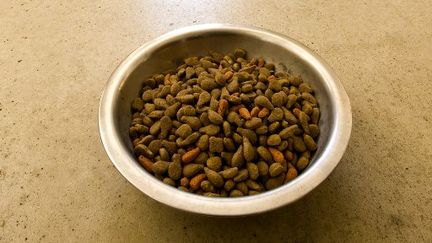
{"left": 99, "top": 24, "right": 352, "bottom": 216}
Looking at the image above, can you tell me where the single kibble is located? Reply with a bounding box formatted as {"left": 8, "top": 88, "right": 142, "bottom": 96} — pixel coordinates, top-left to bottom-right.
{"left": 268, "top": 108, "right": 284, "bottom": 122}
{"left": 163, "top": 177, "right": 176, "bottom": 187}
{"left": 269, "top": 163, "right": 284, "bottom": 177}
{"left": 209, "top": 136, "right": 224, "bottom": 153}
{"left": 168, "top": 161, "right": 182, "bottom": 180}
{"left": 255, "top": 96, "right": 274, "bottom": 110}
{"left": 131, "top": 98, "right": 144, "bottom": 111}
{"left": 256, "top": 161, "right": 269, "bottom": 176}
{"left": 189, "top": 173, "right": 206, "bottom": 190}
{"left": 265, "top": 173, "right": 285, "bottom": 190}
{"left": 222, "top": 137, "right": 235, "bottom": 152}
{"left": 242, "top": 137, "right": 255, "bottom": 162}
{"left": 231, "top": 145, "right": 245, "bottom": 168}
{"left": 200, "top": 180, "right": 216, "bottom": 192}
{"left": 304, "top": 134, "right": 317, "bottom": 151}
{"left": 207, "top": 109, "right": 224, "bottom": 125}
{"left": 194, "top": 152, "right": 208, "bottom": 164}
{"left": 129, "top": 49, "right": 320, "bottom": 197}
{"left": 199, "top": 124, "right": 220, "bottom": 136}
{"left": 182, "top": 147, "right": 201, "bottom": 163}
{"left": 206, "top": 156, "right": 222, "bottom": 171}
{"left": 245, "top": 179, "right": 263, "bottom": 191}
{"left": 267, "top": 134, "right": 282, "bottom": 146}
{"left": 159, "top": 148, "right": 170, "bottom": 161}
{"left": 138, "top": 155, "right": 154, "bottom": 173}
{"left": 197, "top": 91, "right": 211, "bottom": 107}
{"left": 308, "top": 124, "right": 320, "bottom": 138}
{"left": 247, "top": 163, "right": 259, "bottom": 180}
{"left": 258, "top": 107, "right": 270, "bottom": 118}
{"left": 233, "top": 168, "right": 249, "bottom": 182}
{"left": 279, "top": 125, "right": 300, "bottom": 139}
{"left": 271, "top": 91, "right": 287, "bottom": 107}
{"left": 183, "top": 164, "right": 204, "bottom": 178}
{"left": 250, "top": 106, "right": 260, "bottom": 117}
{"left": 175, "top": 124, "right": 193, "bottom": 139}
{"left": 244, "top": 117, "right": 262, "bottom": 129}
{"left": 204, "top": 168, "right": 224, "bottom": 188}
{"left": 235, "top": 182, "right": 249, "bottom": 195}
{"left": 293, "top": 136, "right": 307, "bottom": 152}
{"left": 219, "top": 167, "right": 239, "bottom": 179}
{"left": 230, "top": 189, "right": 244, "bottom": 197}
{"left": 285, "top": 167, "right": 298, "bottom": 182}
{"left": 257, "top": 146, "right": 273, "bottom": 162}
{"left": 153, "top": 161, "right": 170, "bottom": 175}
{"left": 239, "top": 107, "right": 252, "bottom": 120}
{"left": 224, "top": 179, "right": 236, "bottom": 191}
{"left": 181, "top": 116, "right": 202, "bottom": 130}
{"left": 134, "top": 144, "right": 153, "bottom": 158}
{"left": 268, "top": 147, "right": 285, "bottom": 163}
{"left": 196, "top": 134, "right": 209, "bottom": 151}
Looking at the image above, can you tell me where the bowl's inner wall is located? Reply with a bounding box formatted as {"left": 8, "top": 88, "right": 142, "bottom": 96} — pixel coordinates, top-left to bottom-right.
{"left": 114, "top": 32, "right": 334, "bottom": 174}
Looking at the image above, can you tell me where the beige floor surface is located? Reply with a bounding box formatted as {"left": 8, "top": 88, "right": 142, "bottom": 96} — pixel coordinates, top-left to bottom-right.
{"left": 1, "top": 0, "right": 431, "bottom": 242}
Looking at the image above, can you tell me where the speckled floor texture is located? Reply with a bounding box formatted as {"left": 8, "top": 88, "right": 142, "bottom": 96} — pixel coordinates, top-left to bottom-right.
{"left": 1, "top": 0, "right": 431, "bottom": 242}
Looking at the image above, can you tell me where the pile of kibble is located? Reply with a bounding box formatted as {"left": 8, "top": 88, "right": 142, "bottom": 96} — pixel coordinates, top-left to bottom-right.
{"left": 128, "top": 48, "right": 320, "bottom": 197}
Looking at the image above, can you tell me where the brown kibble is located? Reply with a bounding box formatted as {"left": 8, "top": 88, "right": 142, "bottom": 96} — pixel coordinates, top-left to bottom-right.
{"left": 200, "top": 180, "right": 216, "bottom": 192}
{"left": 257, "top": 161, "right": 269, "bottom": 176}
{"left": 245, "top": 179, "right": 263, "bottom": 191}
{"left": 229, "top": 189, "right": 244, "bottom": 197}
{"left": 224, "top": 71, "right": 234, "bottom": 81}
{"left": 258, "top": 107, "right": 270, "bottom": 118}
{"left": 267, "top": 134, "right": 282, "bottom": 146}
{"left": 257, "top": 146, "right": 273, "bottom": 162}
{"left": 298, "top": 111, "right": 310, "bottom": 134}
{"left": 304, "top": 134, "right": 317, "bottom": 151}
{"left": 208, "top": 109, "right": 224, "bottom": 125}
{"left": 306, "top": 125, "right": 319, "bottom": 140}
{"left": 163, "top": 177, "right": 176, "bottom": 187}
{"left": 233, "top": 168, "right": 249, "bottom": 182}
{"left": 180, "top": 177, "right": 189, "bottom": 187}
{"left": 224, "top": 179, "right": 236, "bottom": 191}
{"left": 231, "top": 145, "right": 245, "bottom": 168}
{"left": 239, "top": 107, "right": 252, "bottom": 120}
{"left": 311, "top": 108, "right": 320, "bottom": 125}
{"left": 152, "top": 161, "right": 170, "bottom": 175}
{"left": 250, "top": 106, "right": 260, "bottom": 117}
{"left": 217, "top": 99, "right": 229, "bottom": 114}
{"left": 168, "top": 161, "right": 182, "bottom": 180}
{"left": 219, "top": 167, "right": 239, "bottom": 179}
{"left": 242, "top": 137, "right": 255, "bottom": 162}
{"left": 293, "top": 136, "right": 307, "bottom": 152}
{"left": 285, "top": 167, "right": 298, "bottom": 182}
{"left": 183, "top": 164, "right": 204, "bottom": 178}
{"left": 130, "top": 50, "right": 320, "bottom": 197}
{"left": 182, "top": 147, "right": 201, "bottom": 163}
{"left": 246, "top": 163, "right": 259, "bottom": 180}
{"left": 279, "top": 125, "right": 300, "bottom": 139}
{"left": 296, "top": 157, "right": 309, "bottom": 171}
{"left": 204, "top": 168, "right": 224, "bottom": 188}
{"left": 189, "top": 173, "right": 206, "bottom": 190}
{"left": 268, "top": 147, "right": 285, "bottom": 163}
{"left": 269, "top": 163, "right": 284, "bottom": 177}
{"left": 265, "top": 174, "right": 285, "bottom": 190}
{"left": 284, "top": 150, "right": 294, "bottom": 161}
{"left": 138, "top": 155, "right": 153, "bottom": 173}
{"left": 235, "top": 182, "right": 249, "bottom": 195}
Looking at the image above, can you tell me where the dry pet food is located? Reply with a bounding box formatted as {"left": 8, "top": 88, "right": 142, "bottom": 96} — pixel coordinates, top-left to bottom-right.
{"left": 129, "top": 48, "right": 320, "bottom": 197}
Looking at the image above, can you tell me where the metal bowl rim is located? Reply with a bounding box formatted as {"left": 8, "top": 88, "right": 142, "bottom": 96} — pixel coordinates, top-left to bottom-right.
{"left": 98, "top": 23, "right": 352, "bottom": 216}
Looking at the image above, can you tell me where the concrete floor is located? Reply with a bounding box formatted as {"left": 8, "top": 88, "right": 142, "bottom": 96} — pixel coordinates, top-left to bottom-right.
{"left": 1, "top": 0, "right": 431, "bottom": 242}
